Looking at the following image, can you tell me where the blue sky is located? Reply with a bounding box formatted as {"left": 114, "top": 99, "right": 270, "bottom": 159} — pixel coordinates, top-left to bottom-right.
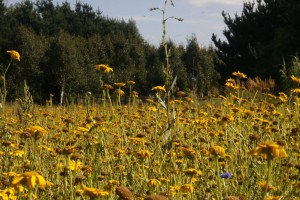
{"left": 6, "top": 0, "right": 246, "bottom": 47}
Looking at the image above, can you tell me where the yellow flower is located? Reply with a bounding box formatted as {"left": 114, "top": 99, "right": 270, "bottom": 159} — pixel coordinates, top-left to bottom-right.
{"left": 183, "top": 168, "right": 202, "bottom": 176}
{"left": 278, "top": 92, "right": 288, "bottom": 103}
{"left": 209, "top": 145, "right": 226, "bottom": 157}
{"left": 27, "top": 125, "right": 48, "bottom": 139}
{"left": 232, "top": 71, "right": 247, "bottom": 79}
{"left": 181, "top": 184, "right": 194, "bottom": 193}
{"left": 128, "top": 137, "right": 146, "bottom": 144}
{"left": 7, "top": 50, "right": 20, "bottom": 61}
{"left": 127, "top": 80, "right": 136, "bottom": 85}
{"left": 258, "top": 181, "right": 277, "bottom": 191}
{"left": 136, "top": 150, "right": 153, "bottom": 158}
{"left": 291, "top": 88, "right": 300, "bottom": 94}
{"left": 78, "top": 126, "right": 90, "bottom": 132}
{"left": 103, "top": 66, "right": 113, "bottom": 73}
{"left": 0, "top": 187, "right": 16, "bottom": 200}
{"left": 169, "top": 185, "right": 180, "bottom": 196}
{"left": 104, "top": 180, "right": 120, "bottom": 192}
{"left": 148, "top": 178, "right": 161, "bottom": 187}
{"left": 148, "top": 106, "right": 157, "bottom": 112}
{"left": 95, "top": 64, "right": 113, "bottom": 73}
{"left": 181, "top": 147, "right": 196, "bottom": 158}
{"left": 114, "top": 82, "right": 126, "bottom": 87}
{"left": 12, "top": 171, "right": 53, "bottom": 189}
{"left": 248, "top": 141, "right": 288, "bottom": 159}
{"left": 151, "top": 85, "right": 166, "bottom": 92}
{"left": 225, "top": 82, "right": 239, "bottom": 89}
{"left": 69, "top": 160, "right": 83, "bottom": 171}
{"left": 77, "top": 184, "right": 109, "bottom": 198}
{"left": 2, "top": 172, "right": 18, "bottom": 177}
{"left": 291, "top": 75, "right": 300, "bottom": 84}
{"left": 9, "top": 150, "right": 25, "bottom": 157}
{"left": 221, "top": 115, "right": 234, "bottom": 123}
{"left": 95, "top": 64, "right": 108, "bottom": 70}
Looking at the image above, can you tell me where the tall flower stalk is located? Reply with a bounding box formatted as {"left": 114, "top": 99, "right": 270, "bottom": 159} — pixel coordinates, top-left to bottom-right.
{"left": 248, "top": 142, "right": 288, "bottom": 199}
{"left": 150, "top": 0, "right": 183, "bottom": 141}
{"left": 95, "top": 64, "right": 113, "bottom": 106}
{"left": 1, "top": 50, "right": 20, "bottom": 114}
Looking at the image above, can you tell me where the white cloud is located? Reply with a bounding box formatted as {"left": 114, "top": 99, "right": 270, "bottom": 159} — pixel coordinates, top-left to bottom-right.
{"left": 186, "top": 0, "right": 245, "bottom": 7}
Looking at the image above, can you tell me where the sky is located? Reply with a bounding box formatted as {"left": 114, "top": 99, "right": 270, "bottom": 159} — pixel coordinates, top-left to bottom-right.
{"left": 5, "top": 0, "right": 246, "bottom": 47}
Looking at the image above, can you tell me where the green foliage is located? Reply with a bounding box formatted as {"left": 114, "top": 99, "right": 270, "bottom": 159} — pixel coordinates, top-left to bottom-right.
{"left": 183, "top": 36, "right": 220, "bottom": 96}
{"left": 279, "top": 56, "right": 300, "bottom": 93}
{"left": 213, "top": 0, "right": 300, "bottom": 91}
{"left": 0, "top": 0, "right": 223, "bottom": 103}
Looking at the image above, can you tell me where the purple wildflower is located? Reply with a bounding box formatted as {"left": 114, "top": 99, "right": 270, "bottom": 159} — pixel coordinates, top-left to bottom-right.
{"left": 220, "top": 172, "right": 233, "bottom": 179}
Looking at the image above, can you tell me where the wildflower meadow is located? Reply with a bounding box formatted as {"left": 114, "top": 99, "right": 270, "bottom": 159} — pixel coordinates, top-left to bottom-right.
{"left": 0, "top": 50, "right": 299, "bottom": 200}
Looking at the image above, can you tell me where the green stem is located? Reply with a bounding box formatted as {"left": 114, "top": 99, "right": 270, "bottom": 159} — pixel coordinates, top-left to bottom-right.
{"left": 107, "top": 89, "right": 112, "bottom": 107}
{"left": 2, "top": 59, "right": 12, "bottom": 115}
{"left": 102, "top": 89, "right": 106, "bottom": 107}
{"left": 262, "top": 157, "right": 272, "bottom": 200}
{"left": 29, "top": 188, "right": 33, "bottom": 200}
{"left": 215, "top": 156, "right": 222, "bottom": 200}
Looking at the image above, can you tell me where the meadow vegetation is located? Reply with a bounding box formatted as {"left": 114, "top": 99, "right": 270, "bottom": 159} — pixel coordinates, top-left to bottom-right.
{"left": 0, "top": 50, "right": 299, "bottom": 200}
{"left": 1, "top": 0, "right": 300, "bottom": 199}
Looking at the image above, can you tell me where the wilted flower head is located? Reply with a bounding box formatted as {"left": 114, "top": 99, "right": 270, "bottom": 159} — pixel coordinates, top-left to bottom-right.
{"left": 115, "top": 186, "right": 133, "bottom": 200}
{"left": 114, "top": 89, "right": 125, "bottom": 96}
{"left": 181, "top": 184, "right": 194, "bottom": 193}
{"left": 103, "top": 84, "right": 113, "bottom": 90}
{"left": 131, "top": 91, "right": 139, "bottom": 98}
{"left": 7, "top": 50, "right": 20, "bottom": 61}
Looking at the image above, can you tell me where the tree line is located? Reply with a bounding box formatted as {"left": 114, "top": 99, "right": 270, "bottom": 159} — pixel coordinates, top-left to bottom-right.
{"left": 212, "top": 0, "right": 300, "bottom": 91}
{"left": 0, "top": 0, "right": 220, "bottom": 104}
